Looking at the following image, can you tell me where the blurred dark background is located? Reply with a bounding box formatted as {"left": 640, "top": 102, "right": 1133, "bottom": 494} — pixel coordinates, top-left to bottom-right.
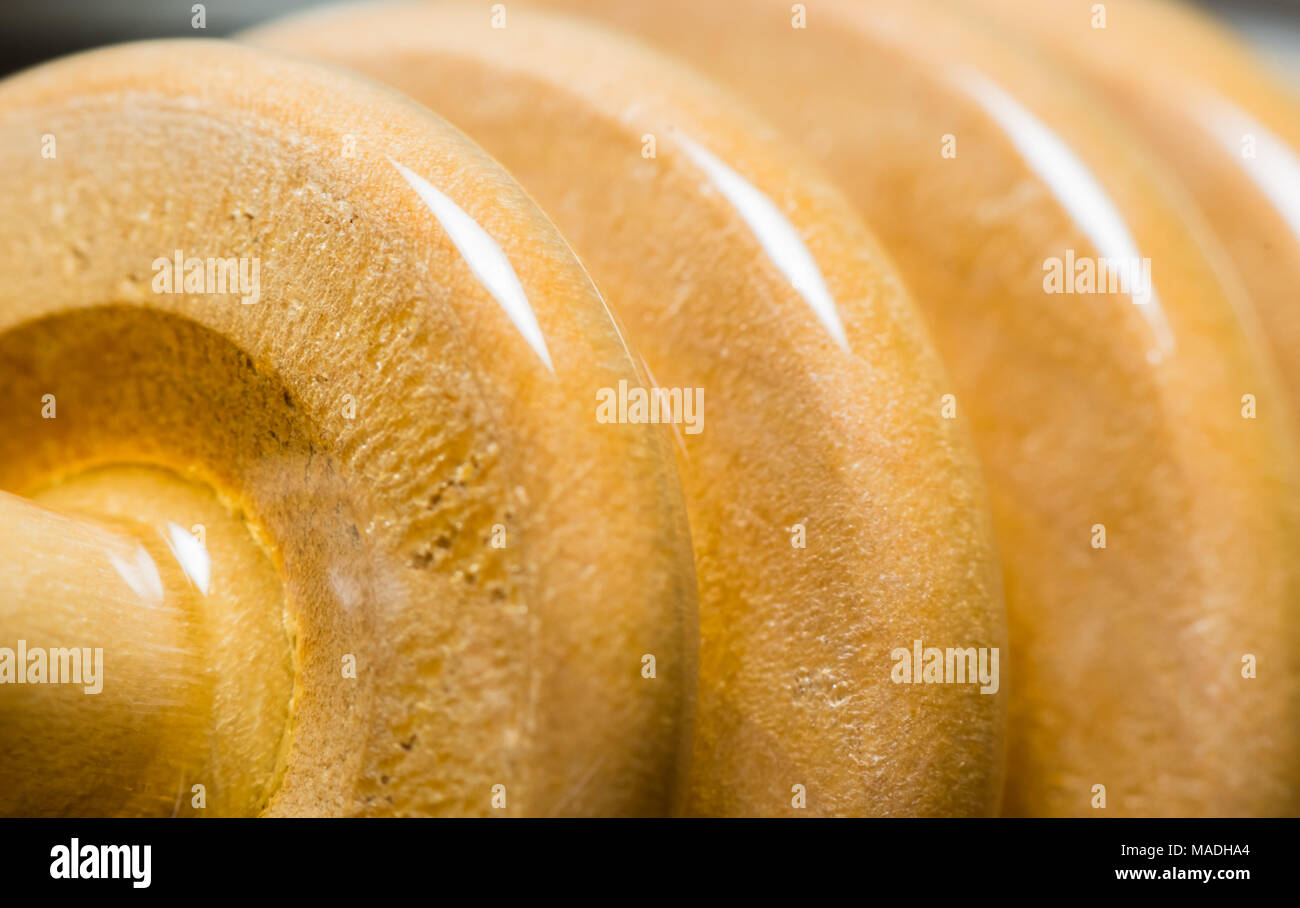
{"left": 0, "top": 0, "right": 1296, "bottom": 81}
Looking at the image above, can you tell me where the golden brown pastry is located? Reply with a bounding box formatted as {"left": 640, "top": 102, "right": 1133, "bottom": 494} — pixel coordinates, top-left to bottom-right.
{"left": 958, "top": 0, "right": 1300, "bottom": 418}
{"left": 541, "top": 0, "right": 1300, "bottom": 816}
{"left": 0, "top": 40, "right": 698, "bottom": 817}
{"left": 248, "top": 0, "right": 1009, "bottom": 817}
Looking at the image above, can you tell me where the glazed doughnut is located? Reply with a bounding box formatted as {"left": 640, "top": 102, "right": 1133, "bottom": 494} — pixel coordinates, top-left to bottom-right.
{"left": 0, "top": 40, "right": 698, "bottom": 816}
{"left": 541, "top": 0, "right": 1300, "bottom": 815}
{"left": 959, "top": 0, "right": 1300, "bottom": 416}
{"left": 247, "top": 0, "right": 1009, "bottom": 817}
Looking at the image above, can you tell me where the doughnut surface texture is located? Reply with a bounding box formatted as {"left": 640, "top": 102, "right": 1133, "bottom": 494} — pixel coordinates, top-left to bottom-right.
{"left": 0, "top": 40, "right": 698, "bottom": 817}
{"left": 961, "top": 0, "right": 1300, "bottom": 419}
{"left": 250, "top": 0, "right": 1009, "bottom": 817}
{"left": 543, "top": 0, "right": 1300, "bottom": 816}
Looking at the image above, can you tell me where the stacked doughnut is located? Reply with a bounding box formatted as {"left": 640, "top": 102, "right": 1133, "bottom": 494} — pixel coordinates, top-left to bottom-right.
{"left": 0, "top": 0, "right": 1295, "bottom": 817}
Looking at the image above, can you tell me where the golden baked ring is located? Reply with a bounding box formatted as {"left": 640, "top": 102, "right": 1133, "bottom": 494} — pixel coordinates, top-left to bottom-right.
{"left": 248, "top": 0, "right": 1009, "bottom": 817}
{"left": 962, "top": 0, "right": 1300, "bottom": 419}
{"left": 0, "top": 40, "right": 698, "bottom": 817}
{"left": 547, "top": 0, "right": 1300, "bottom": 816}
